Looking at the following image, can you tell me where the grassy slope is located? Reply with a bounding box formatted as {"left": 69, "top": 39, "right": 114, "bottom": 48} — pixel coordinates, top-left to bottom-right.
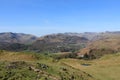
{"left": 61, "top": 53, "right": 120, "bottom": 80}
{"left": 0, "top": 51, "right": 94, "bottom": 80}
{"left": 1, "top": 51, "right": 120, "bottom": 80}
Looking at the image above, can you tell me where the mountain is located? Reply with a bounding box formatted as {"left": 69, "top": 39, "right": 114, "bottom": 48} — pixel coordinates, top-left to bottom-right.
{"left": 0, "top": 31, "right": 120, "bottom": 53}
{"left": 78, "top": 31, "right": 120, "bottom": 59}
{"left": 30, "top": 33, "right": 88, "bottom": 53}
{"left": 0, "top": 32, "right": 38, "bottom": 51}
{"left": 64, "top": 31, "right": 120, "bottom": 41}
{"left": 0, "top": 32, "right": 38, "bottom": 44}
{"left": 64, "top": 32, "right": 100, "bottom": 41}
{"left": 0, "top": 42, "right": 28, "bottom": 51}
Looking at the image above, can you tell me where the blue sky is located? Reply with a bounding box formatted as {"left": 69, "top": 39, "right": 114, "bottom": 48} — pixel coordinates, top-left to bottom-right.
{"left": 0, "top": 0, "right": 120, "bottom": 36}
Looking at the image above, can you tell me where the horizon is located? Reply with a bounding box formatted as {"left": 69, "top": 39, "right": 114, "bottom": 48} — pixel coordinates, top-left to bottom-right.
{"left": 0, "top": 31, "right": 120, "bottom": 37}
{"left": 0, "top": 0, "right": 120, "bottom": 36}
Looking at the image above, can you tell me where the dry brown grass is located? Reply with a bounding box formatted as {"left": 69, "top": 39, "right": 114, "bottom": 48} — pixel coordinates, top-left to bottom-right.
{"left": 0, "top": 51, "right": 36, "bottom": 61}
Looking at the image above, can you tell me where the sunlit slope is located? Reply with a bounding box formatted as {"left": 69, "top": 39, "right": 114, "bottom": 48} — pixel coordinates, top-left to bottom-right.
{"left": 62, "top": 53, "right": 120, "bottom": 80}
{"left": 78, "top": 33, "right": 120, "bottom": 59}
{"left": 0, "top": 51, "right": 95, "bottom": 80}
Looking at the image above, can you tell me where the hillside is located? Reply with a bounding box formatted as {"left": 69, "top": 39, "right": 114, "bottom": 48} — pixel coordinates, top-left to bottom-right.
{"left": 0, "top": 32, "right": 37, "bottom": 44}
{"left": 0, "top": 51, "right": 120, "bottom": 80}
{"left": 0, "top": 51, "right": 95, "bottom": 80}
{"left": 0, "top": 42, "right": 28, "bottom": 51}
{"left": 30, "top": 33, "right": 88, "bottom": 53}
{"left": 0, "top": 31, "right": 120, "bottom": 54}
{"left": 62, "top": 53, "right": 120, "bottom": 80}
{"left": 78, "top": 31, "right": 120, "bottom": 59}
{"left": 0, "top": 32, "right": 38, "bottom": 51}
{"left": 0, "top": 32, "right": 120, "bottom": 80}
{"left": 65, "top": 31, "right": 120, "bottom": 41}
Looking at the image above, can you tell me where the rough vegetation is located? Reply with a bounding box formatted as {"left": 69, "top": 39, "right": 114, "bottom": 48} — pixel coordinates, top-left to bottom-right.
{"left": 0, "top": 51, "right": 95, "bottom": 80}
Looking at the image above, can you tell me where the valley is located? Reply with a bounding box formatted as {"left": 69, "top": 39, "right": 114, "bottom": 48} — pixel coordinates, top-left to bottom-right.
{"left": 1, "top": 0, "right": 120, "bottom": 80}
{"left": 0, "top": 31, "right": 120, "bottom": 80}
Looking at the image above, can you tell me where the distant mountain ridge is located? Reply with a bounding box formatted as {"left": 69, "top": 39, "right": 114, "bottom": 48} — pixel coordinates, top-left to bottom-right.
{"left": 0, "top": 32, "right": 38, "bottom": 51}
{"left": 64, "top": 31, "right": 120, "bottom": 41}
{"left": 0, "top": 31, "right": 120, "bottom": 44}
{"left": 30, "top": 33, "right": 88, "bottom": 53}
{"left": 0, "top": 32, "right": 38, "bottom": 44}
{"left": 78, "top": 31, "right": 120, "bottom": 59}
{"left": 0, "top": 31, "right": 120, "bottom": 53}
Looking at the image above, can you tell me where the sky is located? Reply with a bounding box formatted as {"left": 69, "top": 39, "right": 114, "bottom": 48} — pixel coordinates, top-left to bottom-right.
{"left": 0, "top": 0, "right": 120, "bottom": 36}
